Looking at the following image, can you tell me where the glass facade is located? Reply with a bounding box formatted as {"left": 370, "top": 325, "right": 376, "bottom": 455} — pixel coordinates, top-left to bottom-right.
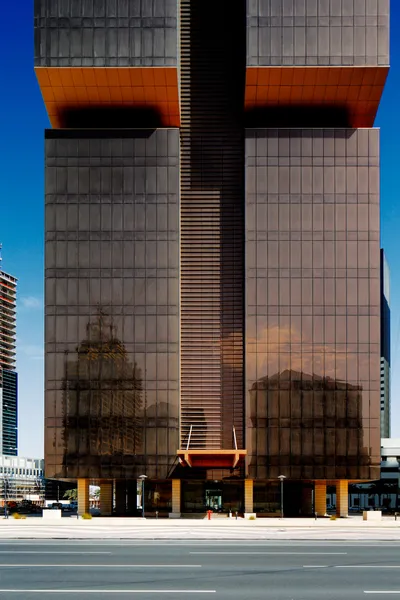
{"left": 380, "top": 249, "right": 390, "bottom": 438}
{"left": 245, "top": 128, "right": 381, "bottom": 481}
{"left": 45, "top": 129, "right": 180, "bottom": 480}
{"left": 181, "top": 480, "right": 244, "bottom": 514}
{"left": 34, "top": 0, "right": 178, "bottom": 67}
{"left": 247, "top": 0, "right": 389, "bottom": 66}
{"left": 0, "top": 269, "right": 18, "bottom": 457}
{"left": 37, "top": 0, "right": 389, "bottom": 515}
{"left": 1, "top": 370, "right": 18, "bottom": 456}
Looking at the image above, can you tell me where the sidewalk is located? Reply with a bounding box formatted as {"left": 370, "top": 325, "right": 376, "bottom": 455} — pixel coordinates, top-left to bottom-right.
{"left": 2, "top": 515, "right": 400, "bottom": 526}
{"left": 2, "top": 515, "right": 400, "bottom": 527}
{"left": 1, "top": 515, "right": 400, "bottom": 540}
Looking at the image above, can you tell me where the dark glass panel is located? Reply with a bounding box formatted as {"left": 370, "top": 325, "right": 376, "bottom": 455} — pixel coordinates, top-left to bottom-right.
{"left": 247, "top": 0, "right": 389, "bottom": 66}
{"left": 245, "top": 128, "right": 381, "bottom": 480}
{"left": 44, "top": 129, "right": 180, "bottom": 480}
{"left": 35, "top": 0, "right": 177, "bottom": 66}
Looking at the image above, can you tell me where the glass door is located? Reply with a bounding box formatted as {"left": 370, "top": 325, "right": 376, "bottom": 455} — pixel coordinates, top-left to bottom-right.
{"left": 205, "top": 489, "right": 222, "bottom": 512}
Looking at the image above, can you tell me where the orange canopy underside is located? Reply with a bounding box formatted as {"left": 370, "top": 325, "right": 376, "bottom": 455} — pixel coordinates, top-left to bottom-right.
{"left": 245, "top": 66, "right": 389, "bottom": 127}
{"left": 36, "top": 65, "right": 387, "bottom": 130}
{"left": 177, "top": 449, "right": 247, "bottom": 469}
{"left": 35, "top": 66, "right": 180, "bottom": 128}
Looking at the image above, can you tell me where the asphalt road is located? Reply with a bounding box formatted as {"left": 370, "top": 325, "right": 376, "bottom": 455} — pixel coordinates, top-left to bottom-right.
{"left": 0, "top": 540, "right": 399, "bottom": 599}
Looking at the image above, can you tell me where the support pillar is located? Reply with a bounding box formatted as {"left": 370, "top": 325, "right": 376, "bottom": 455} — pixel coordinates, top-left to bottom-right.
{"left": 100, "top": 482, "right": 113, "bottom": 516}
{"left": 244, "top": 479, "right": 254, "bottom": 516}
{"left": 115, "top": 481, "right": 126, "bottom": 515}
{"left": 170, "top": 479, "right": 181, "bottom": 518}
{"left": 126, "top": 481, "right": 137, "bottom": 514}
{"left": 301, "top": 487, "right": 313, "bottom": 516}
{"left": 77, "top": 479, "right": 89, "bottom": 516}
{"left": 336, "top": 480, "right": 349, "bottom": 518}
{"left": 314, "top": 482, "right": 327, "bottom": 516}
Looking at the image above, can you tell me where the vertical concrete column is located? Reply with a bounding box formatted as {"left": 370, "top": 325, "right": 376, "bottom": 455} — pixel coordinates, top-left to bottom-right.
{"left": 314, "top": 482, "right": 327, "bottom": 516}
{"left": 170, "top": 479, "right": 181, "bottom": 517}
{"left": 100, "top": 482, "right": 113, "bottom": 516}
{"left": 244, "top": 479, "right": 253, "bottom": 515}
{"left": 115, "top": 481, "right": 126, "bottom": 515}
{"left": 336, "top": 480, "right": 349, "bottom": 518}
{"left": 77, "top": 479, "right": 89, "bottom": 516}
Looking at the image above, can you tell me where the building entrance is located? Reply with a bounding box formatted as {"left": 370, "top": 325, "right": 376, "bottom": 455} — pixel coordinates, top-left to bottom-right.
{"left": 181, "top": 480, "right": 244, "bottom": 514}
{"left": 205, "top": 489, "right": 222, "bottom": 512}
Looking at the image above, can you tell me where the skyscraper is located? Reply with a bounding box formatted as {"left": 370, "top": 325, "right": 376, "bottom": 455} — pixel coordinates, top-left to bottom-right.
{"left": 36, "top": 0, "right": 389, "bottom": 517}
{"left": 380, "top": 249, "right": 390, "bottom": 438}
{"left": 0, "top": 252, "right": 18, "bottom": 456}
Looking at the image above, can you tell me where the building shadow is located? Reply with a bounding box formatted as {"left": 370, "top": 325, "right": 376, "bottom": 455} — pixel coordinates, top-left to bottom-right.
{"left": 245, "top": 104, "right": 352, "bottom": 128}
{"left": 59, "top": 106, "right": 164, "bottom": 129}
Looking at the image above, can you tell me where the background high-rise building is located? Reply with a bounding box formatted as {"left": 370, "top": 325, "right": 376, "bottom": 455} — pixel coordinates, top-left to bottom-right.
{"left": 380, "top": 249, "right": 391, "bottom": 438}
{"left": 0, "top": 251, "right": 18, "bottom": 456}
{"left": 36, "top": 0, "right": 389, "bottom": 518}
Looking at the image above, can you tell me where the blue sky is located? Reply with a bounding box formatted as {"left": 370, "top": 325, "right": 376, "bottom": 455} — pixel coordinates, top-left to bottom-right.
{"left": 0, "top": 2, "right": 399, "bottom": 457}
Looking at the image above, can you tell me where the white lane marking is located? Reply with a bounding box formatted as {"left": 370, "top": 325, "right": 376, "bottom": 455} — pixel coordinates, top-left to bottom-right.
{"left": 336, "top": 566, "right": 400, "bottom": 569}
{"left": 190, "top": 552, "right": 347, "bottom": 555}
{"left": 0, "top": 542, "right": 400, "bottom": 549}
{"left": 0, "top": 542, "right": 399, "bottom": 546}
{"left": 0, "top": 591, "right": 216, "bottom": 594}
{"left": 364, "top": 593, "right": 400, "bottom": 595}
{"left": 0, "top": 552, "right": 111, "bottom": 555}
{"left": 0, "top": 564, "right": 202, "bottom": 568}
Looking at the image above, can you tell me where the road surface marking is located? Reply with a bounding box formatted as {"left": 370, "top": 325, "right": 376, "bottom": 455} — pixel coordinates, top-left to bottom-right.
{"left": 0, "top": 552, "right": 111, "bottom": 555}
{"left": 0, "top": 591, "right": 216, "bottom": 594}
{"left": 336, "top": 566, "right": 400, "bottom": 569}
{"left": 364, "top": 593, "right": 400, "bottom": 595}
{"left": 190, "top": 552, "right": 347, "bottom": 555}
{"left": 0, "top": 564, "right": 202, "bottom": 568}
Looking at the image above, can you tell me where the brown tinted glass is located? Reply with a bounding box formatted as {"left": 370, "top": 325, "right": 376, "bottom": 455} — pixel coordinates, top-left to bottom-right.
{"left": 45, "top": 129, "right": 180, "bottom": 480}
{"left": 245, "top": 128, "right": 380, "bottom": 481}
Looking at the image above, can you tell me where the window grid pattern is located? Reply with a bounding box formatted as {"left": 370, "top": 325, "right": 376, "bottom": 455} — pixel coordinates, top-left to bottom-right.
{"left": 1, "top": 370, "right": 18, "bottom": 456}
{"left": 34, "top": 0, "right": 178, "bottom": 67}
{"left": 245, "top": 128, "right": 381, "bottom": 481}
{"left": 247, "top": 0, "right": 389, "bottom": 67}
{"left": 45, "top": 129, "right": 180, "bottom": 480}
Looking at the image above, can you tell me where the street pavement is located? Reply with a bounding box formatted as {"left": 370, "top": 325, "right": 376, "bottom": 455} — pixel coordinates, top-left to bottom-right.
{"left": 0, "top": 540, "right": 399, "bottom": 598}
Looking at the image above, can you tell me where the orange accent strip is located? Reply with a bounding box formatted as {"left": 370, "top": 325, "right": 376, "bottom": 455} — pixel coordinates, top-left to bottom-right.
{"left": 177, "top": 449, "right": 247, "bottom": 469}
{"left": 0, "top": 283, "right": 16, "bottom": 291}
{"left": 35, "top": 67, "right": 181, "bottom": 128}
{"left": 0, "top": 297, "right": 15, "bottom": 304}
{"left": 245, "top": 66, "right": 389, "bottom": 128}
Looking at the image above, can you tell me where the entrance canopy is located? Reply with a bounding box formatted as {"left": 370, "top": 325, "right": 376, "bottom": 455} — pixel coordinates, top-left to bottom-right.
{"left": 177, "top": 449, "right": 247, "bottom": 469}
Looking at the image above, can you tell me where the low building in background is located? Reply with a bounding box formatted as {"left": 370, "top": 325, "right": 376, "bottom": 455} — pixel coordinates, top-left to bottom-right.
{"left": 337, "top": 439, "right": 400, "bottom": 514}
{"left": 0, "top": 455, "right": 44, "bottom": 505}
